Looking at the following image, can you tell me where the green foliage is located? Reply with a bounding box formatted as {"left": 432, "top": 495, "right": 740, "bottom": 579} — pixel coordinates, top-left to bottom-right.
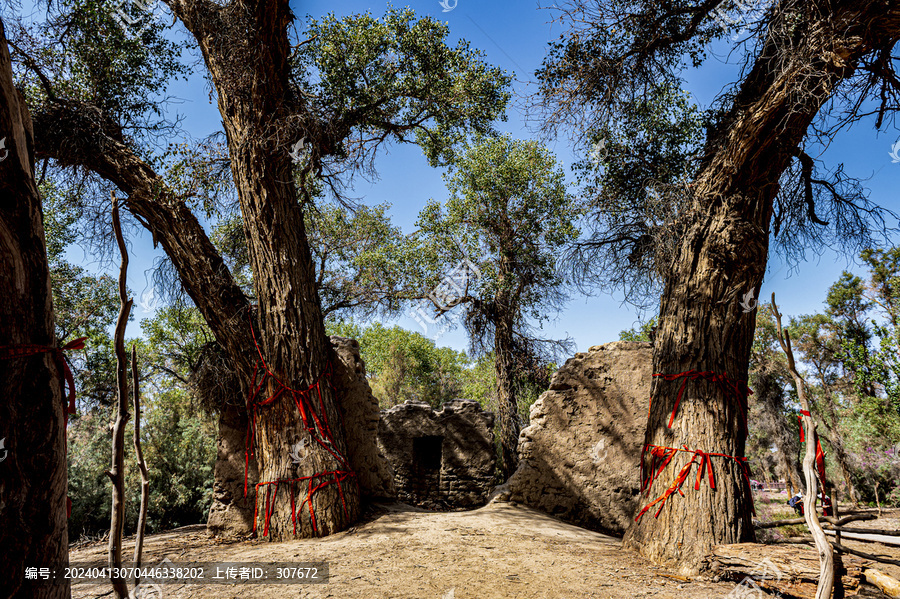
{"left": 619, "top": 317, "right": 657, "bottom": 342}
{"left": 457, "top": 351, "right": 543, "bottom": 423}
{"left": 137, "top": 387, "right": 216, "bottom": 531}
{"left": 42, "top": 182, "right": 216, "bottom": 538}
{"left": 327, "top": 320, "right": 468, "bottom": 409}
{"left": 212, "top": 200, "right": 441, "bottom": 321}
{"left": 9, "top": 0, "right": 189, "bottom": 140}
{"left": 308, "top": 203, "right": 439, "bottom": 319}
{"left": 416, "top": 134, "right": 583, "bottom": 343}
{"left": 295, "top": 8, "right": 511, "bottom": 168}
{"left": 141, "top": 306, "right": 215, "bottom": 388}
{"left": 415, "top": 134, "right": 577, "bottom": 474}
{"left": 67, "top": 385, "right": 217, "bottom": 539}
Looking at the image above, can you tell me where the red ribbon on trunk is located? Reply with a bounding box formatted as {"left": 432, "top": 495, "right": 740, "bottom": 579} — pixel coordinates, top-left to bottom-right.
{"left": 652, "top": 370, "right": 752, "bottom": 429}
{"left": 243, "top": 322, "right": 356, "bottom": 537}
{"left": 0, "top": 337, "right": 86, "bottom": 414}
{"left": 0, "top": 336, "right": 87, "bottom": 518}
{"left": 636, "top": 444, "right": 754, "bottom": 522}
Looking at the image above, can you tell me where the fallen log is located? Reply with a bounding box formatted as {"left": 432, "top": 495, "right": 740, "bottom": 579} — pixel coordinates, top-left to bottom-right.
{"left": 864, "top": 568, "right": 900, "bottom": 598}
{"left": 755, "top": 513, "right": 877, "bottom": 529}
{"left": 832, "top": 541, "right": 900, "bottom": 568}
{"left": 703, "top": 542, "right": 870, "bottom": 599}
{"left": 829, "top": 527, "right": 900, "bottom": 537}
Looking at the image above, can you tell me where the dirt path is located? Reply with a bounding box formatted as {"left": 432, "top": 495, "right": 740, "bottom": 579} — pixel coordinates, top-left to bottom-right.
{"left": 68, "top": 502, "right": 760, "bottom": 599}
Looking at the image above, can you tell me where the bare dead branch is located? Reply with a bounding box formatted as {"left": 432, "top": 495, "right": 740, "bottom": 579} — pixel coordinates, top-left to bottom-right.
{"left": 108, "top": 193, "right": 132, "bottom": 599}
{"left": 772, "top": 292, "right": 834, "bottom": 599}
{"left": 131, "top": 344, "right": 150, "bottom": 583}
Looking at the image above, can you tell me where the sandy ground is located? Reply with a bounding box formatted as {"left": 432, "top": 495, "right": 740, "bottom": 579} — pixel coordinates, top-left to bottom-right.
{"left": 65, "top": 502, "right": 900, "bottom": 599}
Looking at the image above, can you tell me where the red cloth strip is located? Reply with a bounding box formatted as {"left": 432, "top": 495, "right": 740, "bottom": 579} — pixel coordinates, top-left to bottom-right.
{"left": 0, "top": 337, "right": 86, "bottom": 414}
{"left": 252, "top": 471, "right": 356, "bottom": 537}
{"left": 244, "top": 319, "right": 357, "bottom": 537}
{"left": 0, "top": 337, "right": 87, "bottom": 519}
{"left": 797, "top": 411, "right": 831, "bottom": 516}
{"left": 635, "top": 444, "right": 754, "bottom": 522}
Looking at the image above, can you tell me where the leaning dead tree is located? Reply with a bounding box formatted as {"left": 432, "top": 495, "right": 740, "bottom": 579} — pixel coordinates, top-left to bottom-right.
{"left": 772, "top": 294, "right": 833, "bottom": 599}
{"left": 107, "top": 193, "right": 132, "bottom": 599}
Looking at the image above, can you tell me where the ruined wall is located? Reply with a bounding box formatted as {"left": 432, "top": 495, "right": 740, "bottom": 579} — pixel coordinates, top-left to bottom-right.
{"left": 505, "top": 341, "right": 652, "bottom": 536}
{"left": 207, "top": 402, "right": 257, "bottom": 536}
{"left": 378, "top": 399, "right": 495, "bottom": 510}
{"left": 208, "top": 336, "right": 396, "bottom": 536}
{"left": 328, "top": 336, "right": 396, "bottom": 500}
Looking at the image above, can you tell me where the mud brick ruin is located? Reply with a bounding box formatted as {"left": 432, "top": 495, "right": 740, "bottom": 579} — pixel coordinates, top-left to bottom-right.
{"left": 505, "top": 341, "right": 652, "bottom": 535}
{"left": 378, "top": 399, "right": 496, "bottom": 510}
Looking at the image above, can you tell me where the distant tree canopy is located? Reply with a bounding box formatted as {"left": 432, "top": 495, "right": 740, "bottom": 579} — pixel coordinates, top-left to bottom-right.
{"left": 327, "top": 320, "right": 468, "bottom": 409}
{"left": 415, "top": 134, "right": 582, "bottom": 477}
{"left": 618, "top": 317, "right": 657, "bottom": 342}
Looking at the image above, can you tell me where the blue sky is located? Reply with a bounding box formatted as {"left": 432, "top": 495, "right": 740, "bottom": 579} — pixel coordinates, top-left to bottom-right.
{"left": 70, "top": 0, "right": 900, "bottom": 355}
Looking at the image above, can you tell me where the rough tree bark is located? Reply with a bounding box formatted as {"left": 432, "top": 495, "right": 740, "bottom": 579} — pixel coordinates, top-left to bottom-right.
{"left": 494, "top": 298, "right": 520, "bottom": 480}
{"left": 624, "top": 1, "right": 900, "bottom": 572}
{"left": 163, "top": 0, "right": 360, "bottom": 538}
{"left": 0, "top": 16, "right": 70, "bottom": 599}
{"left": 26, "top": 0, "right": 372, "bottom": 538}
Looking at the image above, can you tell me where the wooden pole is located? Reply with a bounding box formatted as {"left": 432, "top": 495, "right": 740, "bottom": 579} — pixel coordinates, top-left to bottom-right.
{"left": 132, "top": 344, "right": 150, "bottom": 583}
{"left": 773, "top": 294, "right": 833, "bottom": 599}
{"left": 107, "top": 193, "right": 132, "bottom": 599}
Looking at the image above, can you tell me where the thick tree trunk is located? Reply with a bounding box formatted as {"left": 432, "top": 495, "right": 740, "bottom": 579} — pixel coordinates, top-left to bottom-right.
{"left": 167, "top": 0, "right": 359, "bottom": 539}
{"left": 494, "top": 309, "right": 520, "bottom": 480}
{"left": 624, "top": 1, "right": 900, "bottom": 572}
{"left": 226, "top": 144, "right": 358, "bottom": 538}
{"left": 0, "top": 17, "right": 70, "bottom": 599}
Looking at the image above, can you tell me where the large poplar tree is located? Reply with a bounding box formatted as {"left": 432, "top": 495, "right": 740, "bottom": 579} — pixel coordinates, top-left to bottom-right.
{"left": 416, "top": 135, "right": 581, "bottom": 478}
{"left": 538, "top": 0, "right": 900, "bottom": 571}
{"left": 0, "top": 16, "right": 70, "bottom": 598}
{"left": 10, "top": 2, "right": 509, "bottom": 539}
